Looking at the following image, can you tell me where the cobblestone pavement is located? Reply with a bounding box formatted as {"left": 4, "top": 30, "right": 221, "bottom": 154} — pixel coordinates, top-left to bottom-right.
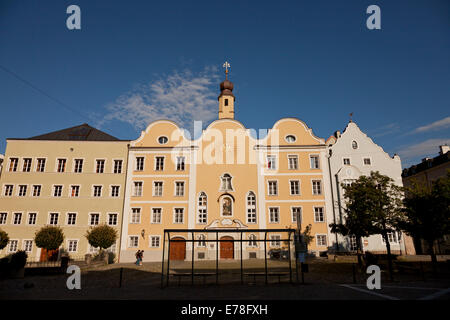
{"left": 1, "top": 258, "right": 449, "bottom": 300}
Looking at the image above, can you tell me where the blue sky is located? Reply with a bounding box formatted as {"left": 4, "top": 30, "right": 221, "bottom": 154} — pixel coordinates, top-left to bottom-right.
{"left": 0, "top": 0, "right": 449, "bottom": 167}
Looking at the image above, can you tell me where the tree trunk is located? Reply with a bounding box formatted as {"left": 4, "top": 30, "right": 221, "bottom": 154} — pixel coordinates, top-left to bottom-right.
{"left": 383, "top": 233, "right": 394, "bottom": 281}
{"left": 427, "top": 240, "right": 437, "bottom": 274}
{"left": 356, "top": 236, "right": 363, "bottom": 268}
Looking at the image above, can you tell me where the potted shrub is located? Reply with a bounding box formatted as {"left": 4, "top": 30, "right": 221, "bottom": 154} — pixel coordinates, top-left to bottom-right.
{"left": 35, "top": 226, "right": 64, "bottom": 261}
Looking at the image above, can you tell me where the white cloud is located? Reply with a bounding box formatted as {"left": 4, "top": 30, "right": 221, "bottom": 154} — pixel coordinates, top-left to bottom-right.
{"left": 98, "top": 67, "right": 220, "bottom": 133}
{"left": 397, "top": 138, "right": 450, "bottom": 163}
{"left": 413, "top": 116, "right": 450, "bottom": 133}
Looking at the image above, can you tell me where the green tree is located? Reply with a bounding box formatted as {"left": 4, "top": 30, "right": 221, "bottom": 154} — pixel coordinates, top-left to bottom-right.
{"left": 400, "top": 172, "right": 450, "bottom": 269}
{"left": 330, "top": 171, "right": 404, "bottom": 278}
{"left": 85, "top": 224, "right": 117, "bottom": 254}
{"left": 0, "top": 229, "right": 9, "bottom": 250}
{"left": 34, "top": 226, "right": 65, "bottom": 251}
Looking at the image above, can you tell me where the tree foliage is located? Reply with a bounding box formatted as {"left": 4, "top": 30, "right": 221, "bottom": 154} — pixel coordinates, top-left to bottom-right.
{"left": 0, "top": 229, "right": 9, "bottom": 250}
{"left": 400, "top": 171, "right": 450, "bottom": 264}
{"left": 85, "top": 224, "right": 117, "bottom": 251}
{"left": 34, "top": 226, "right": 65, "bottom": 250}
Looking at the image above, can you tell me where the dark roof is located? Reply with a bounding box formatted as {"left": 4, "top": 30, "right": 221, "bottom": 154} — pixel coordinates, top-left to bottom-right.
{"left": 402, "top": 151, "right": 450, "bottom": 178}
{"left": 19, "top": 123, "right": 121, "bottom": 141}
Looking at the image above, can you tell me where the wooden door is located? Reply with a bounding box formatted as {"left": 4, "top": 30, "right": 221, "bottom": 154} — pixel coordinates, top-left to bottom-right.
{"left": 220, "top": 236, "right": 234, "bottom": 259}
{"left": 169, "top": 237, "right": 186, "bottom": 261}
{"left": 39, "top": 248, "right": 59, "bottom": 262}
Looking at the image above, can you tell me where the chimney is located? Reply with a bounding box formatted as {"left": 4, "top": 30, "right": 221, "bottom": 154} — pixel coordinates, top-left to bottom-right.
{"left": 439, "top": 145, "right": 449, "bottom": 155}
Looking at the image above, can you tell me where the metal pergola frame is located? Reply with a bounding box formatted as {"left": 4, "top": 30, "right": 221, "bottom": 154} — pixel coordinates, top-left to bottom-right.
{"left": 161, "top": 228, "right": 298, "bottom": 287}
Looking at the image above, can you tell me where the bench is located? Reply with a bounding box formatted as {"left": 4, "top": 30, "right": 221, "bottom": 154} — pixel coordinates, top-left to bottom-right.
{"left": 244, "top": 272, "right": 290, "bottom": 284}
{"left": 170, "top": 272, "right": 216, "bottom": 286}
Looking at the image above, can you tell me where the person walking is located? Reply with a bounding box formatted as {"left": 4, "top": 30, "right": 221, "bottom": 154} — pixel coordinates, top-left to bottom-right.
{"left": 135, "top": 250, "right": 141, "bottom": 266}
{"left": 139, "top": 250, "right": 144, "bottom": 266}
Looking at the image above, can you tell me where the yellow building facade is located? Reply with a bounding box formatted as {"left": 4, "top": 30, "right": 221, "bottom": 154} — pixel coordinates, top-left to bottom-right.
{"left": 119, "top": 76, "right": 332, "bottom": 262}
{"left": 0, "top": 124, "right": 129, "bottom": 260}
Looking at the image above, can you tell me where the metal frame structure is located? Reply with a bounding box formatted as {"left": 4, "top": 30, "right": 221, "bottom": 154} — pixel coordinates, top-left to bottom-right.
{"left": 161, "top": 228, "right": 298, "bottom": 287}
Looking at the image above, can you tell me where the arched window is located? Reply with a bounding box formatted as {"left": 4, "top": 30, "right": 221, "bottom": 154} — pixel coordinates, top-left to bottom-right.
{"left": 197, "top": 192, "right": 207, "bottom": 224}
{"left": 220, "top": 173, "right": 233, "bottom": 191}
{"left": 352, "top": 141, "right": 358, "bottom": 149}
{"left": 248, "top": 234, "right": 257, "bottom": 247}
{"left": 197, "top": 234, "right": 206, "bottom": 247}
{"left": 246, "top": 191, "right": 257, "bottom": 223}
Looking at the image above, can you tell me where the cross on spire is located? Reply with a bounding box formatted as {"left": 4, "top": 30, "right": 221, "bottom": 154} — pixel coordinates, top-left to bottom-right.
{"left": 223, "top": 61, "right": 230, "bottom": 80}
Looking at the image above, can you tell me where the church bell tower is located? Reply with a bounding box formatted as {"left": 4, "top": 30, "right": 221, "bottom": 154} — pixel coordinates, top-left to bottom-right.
{"left": 218, "top": 61, "right": 235, "bottom": 120}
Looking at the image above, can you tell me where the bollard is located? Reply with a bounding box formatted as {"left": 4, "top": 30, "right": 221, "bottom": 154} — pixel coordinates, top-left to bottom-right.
{"left": 119, "top": 267, "right": 123, "bottom": 288}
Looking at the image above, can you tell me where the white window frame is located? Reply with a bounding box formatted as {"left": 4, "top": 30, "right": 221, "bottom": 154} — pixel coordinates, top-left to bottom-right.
{"left": 92, "top": 185, "right": 103, "bottom": 197}
{"left": 135, "top": 156, "right": 145, "bottom": 171}
{"left": 73, "top": 158, "right": 84, "bottom": 173}
{"left": 313, "top": 206, "right": 325, "bottom": 222}
{"left": 56, "top": 158, "right": 67, "bottom": 173}
{"left": 89, "top": 213, "right": 100, "bottom": 226}
{"left": 23, "top": 239, "right": 33, "bottom": 253}
{"left": 131, "top": 208, "right": 141, "bottom": 224}
{"left": 268, "top": 207, "right": 280, "bottom": 224}
{"left": 267, "top": 180, "right": 278, "bottom": 196}
{"left": 48, "top": 212, "right": 59, "bottom": 225}
{"left": 289, "top": 179, "right": 300, "bottom": 195}
{"left": 174, "top": 181, "right": 185, "bottom": 197}
{"left": 311, "top": 179, "right": 322, "bottom": 195}
{"left": 27, "top": 212, "right": 38, "bottom": 225}
{"left": 316, "top": 234, "right": 327, "bottom": 247}
{"left": 129, "top": 236, "right": 139, "bottom": 248}
{"left": 32, "top": 185, "right": 42, "bottom": 197}
{"left": 151, "top": 208, "right": 162, "bottom": 224}
{"left": 66, "top": 212, "right": 77, "bottom": 226}
{"left": 67, "top": 239, "right": 79, "bottom": 253}
{"left": 36, "top": 157, "right": 46, "bottom": 172}
{"left": 107, "top": 213, "right": 118, "bottom": 226}
{"left": 69, "top": 185, "right": 80, "bottom": 198}
{"left": 95, "top": 159, "right": 106, "bottom": 174}
{"left": 113, "top": 159, "right": 124, "bottom": 174}
{"left": 291, "top": 206, "right": 302, "bottom": 223}
{"left": 12, "top": 212, "right": 22, "bottom": 225}
{"left": 287, "top": 155, "right": 298, "bottom": 170}
{"left": 309, "top": 154, "right": 320, "bottom": 169}
{"left": 246, "top": 191, "right": 257, "bottom": 224}
{"left": 173, "top": 208, "right": 184, "bottom": 224}
{"left": 154, "top": 156, "right": 165, "bottom": 171}
{"left": 150, "top": 235, "right": 161, "bottom": 248}
{"left": 153, "top": 181, "right": 163, "bottom": 197}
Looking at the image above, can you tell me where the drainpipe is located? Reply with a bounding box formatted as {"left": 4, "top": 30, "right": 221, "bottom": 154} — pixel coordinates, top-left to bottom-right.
{"left": 327, "top": 149, "right": 339, "bottom": 252}
{"left": 117, "top": 143, "right": 131, "bottom": 263}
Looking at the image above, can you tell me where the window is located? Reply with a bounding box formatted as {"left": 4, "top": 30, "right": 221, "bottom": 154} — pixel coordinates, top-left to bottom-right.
{"left": 224, "top": 98, "right": 229, "bottom": 106}
{"left": 93, "top": 185, "right": 102, "bottom": 197}
{"left": 352, "top": 141, "right": 358, "bottom": 149}
{"left": 155, "top": 156, "right": 164, "bottom": 171}
{"left": 314, "top": 207, "right": 325, "bottom": 222}
{"left": 68, "top": 240, "right": 78, "bottom": 253}
{"left": 175, "top": 181, "right": 185, "bottom": 196}
{"left": 96, "top": 160, "right": 105, "bottom": 173}
{"left": 18, "top": 185, "right": 27, "bottom": 197}
{"left": 158, "top": 136, "right": 168, "bottom": 145}
{"left": 310, "top": 155, "right": 320, "bottom": 169}
{"left": 28, "top": 213, "right": 37, "bottom": 225}
{"left": 288, "top": 155, "right": 298, "bottom": 170}
{"left": 23, "top": 158, "right": 32, "bottom": 172}
{"left": 8, "top": 240, "right": 18, "bottom": 252}
{"left": 151, "top": 208, "right": 162, "bottom": 224}
{"left": 131, "top": 208, "right": 141, "bottom": 224}
{"left": 57, "top": 159, "right": 66, "bottom": 173}
{"left": 246, "top": 192, "right": 257, "bottom": 224}
{"left": 129, "top": 236, "right": 139, "bottom": 248}
{"left": 383, "top": 231, "right": 401, "bottom": 243}
{"left": 248, "top": 234, "right": 257, "bottom": 247}
{"left": 268, "top": 181, "right": 278, "bottom": 196}
{"left": 53, "top": 185, "right": 63, "bottom": 197}
{"left": 13, "top": 213, "right": 22, "bottom": 225}
{"left": 150, "top": 236, "right": 161, "bottom": 247}
{"left": 108, "top": 213, "right": 118, "bottom": 226}
{"left": 285, "top": 135, "right": 296, "bottom": 143}
{"left": 343, "top": 158, "right": 351, "bottom": 165}
{"left": 197, "top": 235, "right": 206, "bottom": 247}
{"left": 111, "top": 186, "right": 120, "bottom": 197}
{"left": 89, "top": 245, "right": 99, "bottom": 254}
{"left": 37, "top": 158, "right": 46, "bottom": 172}
{"left": 316, "top": 235, "right": 327, "bottom": 246}
{"left": 67, "top": 213, "right": 77, "bottom": 225}
{"left": 269, "top": 207, "right": 280, "bottom": 223}
{"left": 113, "top": 160, "right": 123, "bottom": 174}
{"left": 49, "top": 213, "right": 59, "bottom": 225}
{"left": 267, "top": 155, "right": 277, "bottom": 170}
{"left": 292, "top": 207, "right": 302, "bottom": 223}
{"left": 220, "top": 174, "right": 233, "bottom": 191}
{"left": 174, "top": 208, "right": 184, "bottom": 224}
{"left": 4, "top": 185, "right": 13, "bottom": 196}
{"left": 364, "top": 158, "right": 371, "bottom": 165}
{"left": 136, "top": 157, "right": 144, "bottom": 171}
{"left": 9, "top": 158, "right": 18, "bottom": 172}
{"left": 270, "top": 235, "right": 281, "bottom": 247}
{"left": 32, "top": 185, "right": 41, "bottom": 197}
{"left": 89, "top": 213, "right": 100, "bottom": 226}
{"left": 133, "top": 182, "right": 143, "bottom": 197}
{"left": 290, "top": 180, "right": 300, "bottom": 195}
{"left": 74, "top": 159, "right": 83, "bottom": 173}
{"left": 176, "top": 156, "right": 185, "bottom": 171}
{"left": 23, "top": 240, "right": 33, "bottom": 252}
{"left": 153, "top": 181, "right": 163, "bottom": 197}
{"left": 70, "top": 185, "right": 80, "bottom": 197}
{"left": 0, "top": 213, "right": 7, "bottom": 224}
{"left": 312, "top": 180, "right": 322, "bottom": 195}
{"left": 197, "top": 193, "right": 207, "bottom": 224}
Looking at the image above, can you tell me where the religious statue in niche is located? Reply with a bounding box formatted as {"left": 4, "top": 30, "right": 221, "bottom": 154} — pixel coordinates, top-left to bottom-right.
{"left": 222, "top": 196, "right": 232, "bottom": 216}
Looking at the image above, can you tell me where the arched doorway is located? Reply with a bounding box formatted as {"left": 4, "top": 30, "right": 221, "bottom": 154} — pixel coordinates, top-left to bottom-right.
{"left": 220, "top": 236, "right": 234, "bottom": 259}
{"left": 169, "top": 237, "right": 186, "bottom": 261}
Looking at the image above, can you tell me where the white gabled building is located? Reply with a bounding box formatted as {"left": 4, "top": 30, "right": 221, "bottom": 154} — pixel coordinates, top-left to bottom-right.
{"left": 325, "top": 121, "right": 414, "bottom": 255}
